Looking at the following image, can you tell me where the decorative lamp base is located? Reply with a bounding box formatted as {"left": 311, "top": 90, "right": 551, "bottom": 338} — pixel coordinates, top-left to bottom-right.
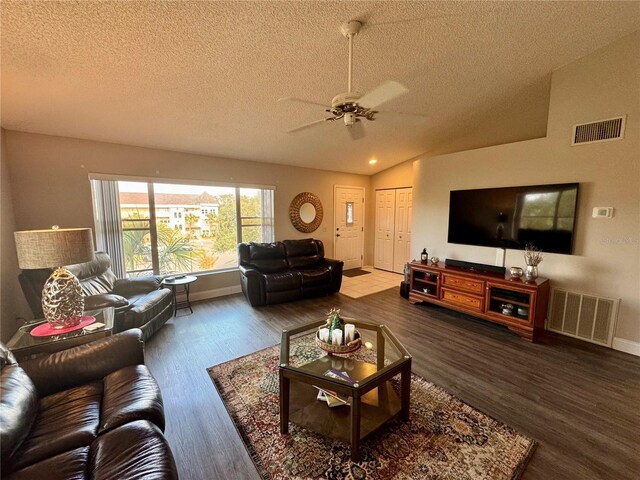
{"left": 41, "top": 267, "right": 85, "bottom": 329}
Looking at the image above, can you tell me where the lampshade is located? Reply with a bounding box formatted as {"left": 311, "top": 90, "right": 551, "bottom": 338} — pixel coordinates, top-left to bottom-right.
{"left": 14, "top": 227, "right": 95, "bottom": 269}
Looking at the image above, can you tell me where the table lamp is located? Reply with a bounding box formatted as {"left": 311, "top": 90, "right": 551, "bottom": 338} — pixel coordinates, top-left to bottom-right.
{"left": 14, "top": 226, "right": 95, "bottom": 329}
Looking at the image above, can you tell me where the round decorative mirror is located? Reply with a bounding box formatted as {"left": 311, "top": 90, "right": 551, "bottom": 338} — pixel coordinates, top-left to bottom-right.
{"left": 299, "top": 203, "right": 316, "bottom": 223}
{"left": 290, "top": 192, "right": 323, "bottom": 233}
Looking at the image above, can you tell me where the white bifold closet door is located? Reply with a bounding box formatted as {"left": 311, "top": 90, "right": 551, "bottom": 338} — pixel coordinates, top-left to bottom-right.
{"left": 374, "top": 188, "right": 412, "bottom": 273}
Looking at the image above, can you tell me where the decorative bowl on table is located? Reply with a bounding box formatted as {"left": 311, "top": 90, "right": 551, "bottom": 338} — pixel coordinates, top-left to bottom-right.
{"left": 501, "top": 303, "right": 514, "bottom": 316}
{"left": 315, "top": 330, "right": 362, "bottom": 354}
{"left": 510, "top": 267, "right": 524, "bottom": 279}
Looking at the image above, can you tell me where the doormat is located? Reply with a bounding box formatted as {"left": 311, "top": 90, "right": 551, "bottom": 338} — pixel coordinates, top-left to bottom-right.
{"left": 343, "top": 268, "right": 371, "bottom": 278}
{"left": 207, "top": 335, "right": 536, "bottom": 480}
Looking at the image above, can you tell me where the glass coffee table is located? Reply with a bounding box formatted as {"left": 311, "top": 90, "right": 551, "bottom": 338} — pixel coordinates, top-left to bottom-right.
{"left": 279, "top": 319, "right": 411, "bottom": 461}
{"left": 6, "top": 307, "right": 115, "bottom": 361}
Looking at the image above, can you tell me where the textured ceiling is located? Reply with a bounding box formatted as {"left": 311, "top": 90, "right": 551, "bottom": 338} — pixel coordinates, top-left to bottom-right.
{"left": 2, "top": 1, "right": 639, "bottom": 175}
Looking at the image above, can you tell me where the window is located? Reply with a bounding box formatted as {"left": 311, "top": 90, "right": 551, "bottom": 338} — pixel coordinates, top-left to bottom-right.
{"left": 91, "top": 178, "right": 274, "bottom": 277}
{"left": 346, "top": 202, "right": 354, "bottom": 226}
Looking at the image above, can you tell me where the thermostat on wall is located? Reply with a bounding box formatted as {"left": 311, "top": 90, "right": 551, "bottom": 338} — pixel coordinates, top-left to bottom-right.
{"left": 592, "top": 207, "right": 614, "bottom": 218}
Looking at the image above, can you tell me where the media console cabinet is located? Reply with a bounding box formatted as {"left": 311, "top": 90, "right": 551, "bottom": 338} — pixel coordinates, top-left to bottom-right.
{"left": 408, "top": 261, "right": 550, "bottom": 341}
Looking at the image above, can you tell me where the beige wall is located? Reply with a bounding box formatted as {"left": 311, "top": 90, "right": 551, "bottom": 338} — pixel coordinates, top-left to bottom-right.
{"left": 370, "top": 159, "right": 414, "bottom": 192}
{"left": 3, "top": 131, "right": 372, "bottom": 320}
{"left": 0, "top": 129, "right": 32, "bottom": 341}
{"left": 412, "top": 32, "right": 640, "bottom": 344}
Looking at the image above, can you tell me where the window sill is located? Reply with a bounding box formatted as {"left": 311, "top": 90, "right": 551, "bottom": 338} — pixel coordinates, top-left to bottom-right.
{"left": 190, "top": 267, "right": 240, "bottom": 278}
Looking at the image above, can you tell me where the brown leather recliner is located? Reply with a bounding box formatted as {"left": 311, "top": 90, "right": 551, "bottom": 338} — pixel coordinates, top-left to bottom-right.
{"left": 18, "top": 252, "right": 173, "bottom": 341}
{"left": 238, "top": 238, "right": 343, "bottom": 306}
{"left": 0, "top": 329, "right": 178, "bottom": 479}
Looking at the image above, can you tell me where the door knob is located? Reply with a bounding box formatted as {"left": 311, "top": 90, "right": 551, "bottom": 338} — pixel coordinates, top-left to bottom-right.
{"left": 336, "top": 234, "right": 341, "bottom": 237}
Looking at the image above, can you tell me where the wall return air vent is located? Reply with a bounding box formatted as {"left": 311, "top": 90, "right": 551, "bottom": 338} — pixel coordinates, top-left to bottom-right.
{"left": 547, "top": 288, "right": 619, "bottom": 347}
{"left": 571, "top": 116, "right": 626, "bottom": 145}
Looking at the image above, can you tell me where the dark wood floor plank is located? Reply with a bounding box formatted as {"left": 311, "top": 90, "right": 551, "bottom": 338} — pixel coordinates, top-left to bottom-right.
{"left": 145, "top": 287, "right": 640, "bottom": 480}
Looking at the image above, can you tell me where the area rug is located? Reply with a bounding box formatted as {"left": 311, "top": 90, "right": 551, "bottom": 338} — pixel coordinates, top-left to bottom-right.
{"left": 343, "top": 268, "right": 372, "bottom": 278}
{"left": 207, "top": 336, "right": 536, "bottom": 480}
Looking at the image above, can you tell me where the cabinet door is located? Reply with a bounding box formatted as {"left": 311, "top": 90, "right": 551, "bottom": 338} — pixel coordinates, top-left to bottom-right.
{"left": 485, "top": 283, "right": 534, "bottom": 326}
{"left": 374, "top": 190, "right": 395, "bottom": 271}
{"left": 393, "top": 188, "right": 412, "bottom": 273}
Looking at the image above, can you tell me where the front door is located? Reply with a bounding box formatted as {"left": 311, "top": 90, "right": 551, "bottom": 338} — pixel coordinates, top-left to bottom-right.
{"left": 334, "top": 186, "right": 364, "bottom": 270}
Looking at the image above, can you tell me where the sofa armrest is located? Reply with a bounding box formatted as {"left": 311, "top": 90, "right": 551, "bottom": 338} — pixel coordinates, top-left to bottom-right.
{"left": 238, "top": 265, "right": 263, "bottom": 276}
{"left": 319, "top": 257, "right": 344, "bottom": 274}
{"left": 20, "top": 329, "right": 145, "bottom": 397}
{"left": 113, "top": 276, "right": 162, "bottom": 296}
{"left": 319, "top": 257, "right": 344, "bottom": 293}
{"left": 238, "top": 266, "right": 266, "bottom": 306}
{"left": 84, "top": 293, "right": 129, "bottom": 311}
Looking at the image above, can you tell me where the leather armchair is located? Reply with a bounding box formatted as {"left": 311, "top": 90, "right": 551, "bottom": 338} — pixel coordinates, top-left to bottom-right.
{"left": 0, "top": 330, "right": 178, "bottom": 479}
{"left": 238, "top": 239, "right": 343, "bottom": 306}
{"left": 18, "top": 252, "right": 173, "bottom": 341}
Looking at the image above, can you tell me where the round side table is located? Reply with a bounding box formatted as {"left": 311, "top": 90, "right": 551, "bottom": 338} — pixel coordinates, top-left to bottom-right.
{"left": 161, "top": 275, "right": 197, "bottom": 316}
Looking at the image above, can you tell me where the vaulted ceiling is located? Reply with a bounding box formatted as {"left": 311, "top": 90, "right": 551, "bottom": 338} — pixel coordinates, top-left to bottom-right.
{"left": 2, "top": 1, "right": 639, "bottom": 174}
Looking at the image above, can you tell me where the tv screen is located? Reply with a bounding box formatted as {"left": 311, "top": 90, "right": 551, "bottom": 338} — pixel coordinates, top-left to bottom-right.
{"left": 448, "top": 183, "right": 579, "bottom": 254}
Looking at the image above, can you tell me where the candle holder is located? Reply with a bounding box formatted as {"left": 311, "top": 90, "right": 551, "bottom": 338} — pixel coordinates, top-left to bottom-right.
{"left": 315, "top": 329, "right": 362, "bottom": 354}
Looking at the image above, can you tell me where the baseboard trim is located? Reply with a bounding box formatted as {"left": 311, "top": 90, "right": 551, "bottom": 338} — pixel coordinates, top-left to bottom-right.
{"left": 190, "top": 285, "right": 242, "bottom": 302}
{"left": 612, "top": 337, "right": 640, "bottom": 356}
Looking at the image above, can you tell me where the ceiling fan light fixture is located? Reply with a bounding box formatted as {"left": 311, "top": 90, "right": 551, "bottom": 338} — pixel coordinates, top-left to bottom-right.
{"left": 281, "top": 19, "right": 416, "bottom": 139}
{"left": 369, "top": 158, "right": 378, "bottom": 165}
{"left": 344, "top": 112, "right": 357, "bottom": 126}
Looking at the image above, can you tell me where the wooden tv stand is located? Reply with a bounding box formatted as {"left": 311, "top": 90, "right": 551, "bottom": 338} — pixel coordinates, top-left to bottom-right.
{"left": 408, "top": 261, "right": 550, "bottom": 342}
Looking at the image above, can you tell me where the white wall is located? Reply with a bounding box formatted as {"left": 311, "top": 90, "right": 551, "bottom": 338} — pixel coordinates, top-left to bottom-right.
{"left": 412, "top": 32, "right": 640, "bottom": 345}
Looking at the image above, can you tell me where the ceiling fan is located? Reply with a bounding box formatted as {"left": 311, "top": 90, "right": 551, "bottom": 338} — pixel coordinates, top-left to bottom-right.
{"left": 279, "top": 20, "right": 424, "bottom": 140}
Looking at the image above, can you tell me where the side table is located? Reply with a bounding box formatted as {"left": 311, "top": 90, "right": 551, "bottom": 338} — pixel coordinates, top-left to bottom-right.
{"left": 6, "top": 307, "right": 115, "bottom": 362}
{"left": 162, "top": 275, "right": 198, "bottom": 316}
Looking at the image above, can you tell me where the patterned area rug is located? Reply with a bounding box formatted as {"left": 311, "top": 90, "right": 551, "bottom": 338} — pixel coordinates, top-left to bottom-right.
{"left": 207, "top": 336, "right": 535, "bottom": 480}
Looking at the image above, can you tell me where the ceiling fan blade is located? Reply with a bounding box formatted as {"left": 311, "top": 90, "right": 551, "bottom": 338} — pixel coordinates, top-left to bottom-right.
{"left": 377, "top": 109, "right": 428, "bottom": 119}
{"left": 358, "top": 81, "right": 409, "bottom": 109}
{"left": 278, "top": 97, "right": 330, "bottom": 108}
{"left": 348, "top": 119, "right": 366, "bottom": 140}
{"left": 287, "top": 118, "right": 332, "bottom": 134}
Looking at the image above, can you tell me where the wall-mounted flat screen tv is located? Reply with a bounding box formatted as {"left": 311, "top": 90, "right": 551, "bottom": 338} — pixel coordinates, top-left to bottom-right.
{"left": 448, "top": 183, "right": 579, "bottom": 254}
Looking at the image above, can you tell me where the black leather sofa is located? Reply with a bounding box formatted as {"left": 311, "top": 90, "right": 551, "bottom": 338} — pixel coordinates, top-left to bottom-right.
{"left": 0, "top": 329, "right": 178, "bottom": 479}
{"left": 238, "top": 239, "right": 343, "bottom": 306}
{"left": 19, "top": 252, "right": 173, "bottom": 341}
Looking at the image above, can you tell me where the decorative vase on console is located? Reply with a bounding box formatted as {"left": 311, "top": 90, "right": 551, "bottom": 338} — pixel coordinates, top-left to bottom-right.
{"left": 524, "top": 265, "right": 538, "bottom": 281}
{"left": 523, "top": 244, "right": 543, "bottom": 281}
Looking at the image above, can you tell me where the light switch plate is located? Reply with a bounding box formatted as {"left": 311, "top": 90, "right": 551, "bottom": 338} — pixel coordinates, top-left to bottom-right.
{"left": 592, "top": 207, "right": 614, "bottom": 218}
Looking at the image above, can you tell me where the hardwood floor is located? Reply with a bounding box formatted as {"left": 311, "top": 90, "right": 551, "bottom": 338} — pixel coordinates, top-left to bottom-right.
{"left": 145, "top": 288, "right": 640, "bottom": 480}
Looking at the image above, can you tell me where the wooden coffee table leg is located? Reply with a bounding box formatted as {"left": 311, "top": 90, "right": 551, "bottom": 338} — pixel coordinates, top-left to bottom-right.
{"left": 350, "top": 391, "right": 361, "bottom": 462}
{"left": 400, "top": 360, "right": 411, "bottom": 421}
{"left": 279, "top": 371, "right": 290, "bottom": 434}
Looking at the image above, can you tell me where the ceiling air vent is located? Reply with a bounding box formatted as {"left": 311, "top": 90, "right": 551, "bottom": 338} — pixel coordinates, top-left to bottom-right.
{"left": 571, "top": 116, "right": 626, "bottom": 146}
